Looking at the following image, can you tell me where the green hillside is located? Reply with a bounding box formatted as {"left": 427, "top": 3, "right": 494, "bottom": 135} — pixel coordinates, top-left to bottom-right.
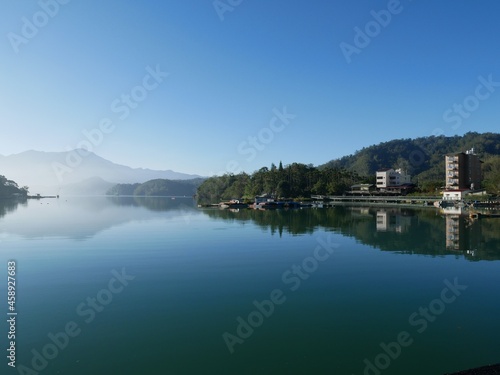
{"left": 322, "top": 132, "right": 500, "bottom": 194}
{"left": 197, "top": 132, "right": 500, "bottom": 203}
{"left": 107, "top": 178, "right": 204, "bottom": 197}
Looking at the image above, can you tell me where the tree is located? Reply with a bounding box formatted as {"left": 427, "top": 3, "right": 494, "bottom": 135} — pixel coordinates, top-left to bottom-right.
{"left": 196, "top": 164, "right": 363, "bottom": 203}
{"left": 0, "top": 175, "right": 28, "bottom": 198}
{"left": 276, "top": 180, "right": 291, "bottom": 198}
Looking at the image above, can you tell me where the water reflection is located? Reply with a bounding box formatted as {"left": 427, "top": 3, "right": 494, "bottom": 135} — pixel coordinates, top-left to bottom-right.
{"left": 1, "top": 197, "right": 499, "bottom": 260}
{"left": 375, "top": 208, "right": 413, "bottom": 232}
{"left": 0, "top": 198, "right": 26, "bottom": 219}
{"left": 0, "top": 196, "right": 198, "bottom": 240}
{"left": 107, "top": 196, "right": 197, "bottom": 211}
{"left": 201, "top": 206, "right": 500, "bottom": 261}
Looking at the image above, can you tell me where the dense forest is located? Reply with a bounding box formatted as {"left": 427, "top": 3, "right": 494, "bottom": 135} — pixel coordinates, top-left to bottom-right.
{"left": 197, "top": 132, "right": 500, "bottom": 203}
{"left": 196, "top": 162, "right": 363, "bottom": 204}
{"left": 107, "top": 178, "right": 204, "bottom": 197}
{"left": 0, "top": 175, "right": 28, "bottom": 198}
{"left": 323, "top": 132, "right": 500, "bottom": 193}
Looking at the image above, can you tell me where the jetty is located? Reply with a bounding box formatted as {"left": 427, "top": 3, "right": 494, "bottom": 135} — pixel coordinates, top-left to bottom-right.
{"left": 310, "top": 195, "right": 438, "bottom": 206}
{"left": 27, "top": 194, "right": 59, "bottom": 199}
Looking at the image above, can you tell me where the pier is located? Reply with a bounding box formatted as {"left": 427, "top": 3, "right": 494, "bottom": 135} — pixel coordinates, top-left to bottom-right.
{"left": 27, "top": 194, "right": 59, "bottom": 199}
{"left": 310, "top": 195, "right": 439, "bottom": 205}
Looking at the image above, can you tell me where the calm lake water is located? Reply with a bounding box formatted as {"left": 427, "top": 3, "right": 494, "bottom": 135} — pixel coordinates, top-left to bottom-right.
{"left": 1, "top": 197, "right": 499, "bottom": 375}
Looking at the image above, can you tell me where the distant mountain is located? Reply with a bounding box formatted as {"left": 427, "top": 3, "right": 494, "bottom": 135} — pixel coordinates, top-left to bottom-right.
{"left": 0, "top": 150, "right": 203, "bottom": 195}
{"left": 107, "top": 178, "right": 204, "bottom": 197}
{"left": 59, "top": 177, "right": 117, "bottom": 196}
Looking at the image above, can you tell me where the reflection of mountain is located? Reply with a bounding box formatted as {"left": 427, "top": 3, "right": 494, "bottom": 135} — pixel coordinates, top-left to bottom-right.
{"left": 0, "top": 197, "right": 198, "bottom": 240}
{"left": 200, "top": 207, "right": 500, "bottom": 261}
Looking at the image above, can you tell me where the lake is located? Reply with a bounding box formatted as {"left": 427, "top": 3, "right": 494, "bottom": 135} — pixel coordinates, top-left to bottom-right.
{"left": 1, "top": 197, "right": 499, "bottom": 375}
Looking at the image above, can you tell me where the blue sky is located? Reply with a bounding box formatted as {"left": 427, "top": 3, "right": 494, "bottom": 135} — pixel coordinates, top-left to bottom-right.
{"left": 1, "top": 0, "right": 500, "bottom": 176}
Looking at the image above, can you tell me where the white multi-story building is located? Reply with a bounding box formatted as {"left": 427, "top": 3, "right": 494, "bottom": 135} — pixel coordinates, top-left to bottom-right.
{"left": 376, "top": 168, "right": 411, "bottom": 189}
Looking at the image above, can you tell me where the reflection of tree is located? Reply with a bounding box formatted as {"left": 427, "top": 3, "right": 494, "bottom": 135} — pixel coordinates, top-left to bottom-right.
{"left": 0, "top": 199, "right": 26, "bottom": 219}
{"left": 476, "top": 218, "right": 500, "bottom": 259}
{"left": 201, "top": 207, "right": 500, "bottom": 261}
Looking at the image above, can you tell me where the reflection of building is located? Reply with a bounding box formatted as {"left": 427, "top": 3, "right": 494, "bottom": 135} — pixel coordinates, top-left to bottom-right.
{"left": 376, "top": 209, "right": 412, "bottom": 232}
{"left": 445, "top": 148, "right": 482, "bottom": 191}
{"left": 349, "top": 207, "right": 371, "bottom": 216}
{"left": 440, "top": 206, "right": 463, "bottom": 215}
{"left": 445, "top": 215, "right": 463, "bottom": 250}
{"left": 445, "top": 214, "right": 482, "bottom": 252}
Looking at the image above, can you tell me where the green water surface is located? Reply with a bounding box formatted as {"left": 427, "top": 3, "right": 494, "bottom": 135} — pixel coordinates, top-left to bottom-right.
{"left": 1, "top": 197, "right": 499, "bottom": 375}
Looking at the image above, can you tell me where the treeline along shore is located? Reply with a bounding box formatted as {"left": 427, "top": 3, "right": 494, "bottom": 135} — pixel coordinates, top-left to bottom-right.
{"left": 197, "top": 132, "right": 500, "bottom": 205}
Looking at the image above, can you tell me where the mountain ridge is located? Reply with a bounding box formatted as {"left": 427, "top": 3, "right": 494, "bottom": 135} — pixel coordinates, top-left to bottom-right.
{"left": 0, "top": 149, "right": 203, "bottom": 195}
{"left": 321, "top": 131, "right": 500, "bottom": 187}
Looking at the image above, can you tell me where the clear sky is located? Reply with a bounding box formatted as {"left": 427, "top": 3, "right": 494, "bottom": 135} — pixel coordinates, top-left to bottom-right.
{"left": 1, "top": 0, "right": 500, "bottom": 176}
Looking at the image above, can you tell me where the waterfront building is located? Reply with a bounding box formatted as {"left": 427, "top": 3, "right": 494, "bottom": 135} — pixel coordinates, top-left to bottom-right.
{"left": 376, "top": 168, "right": 412, "bottom": 192}
{"left": 445, "top": 148, "right": 482, "bottom": 191}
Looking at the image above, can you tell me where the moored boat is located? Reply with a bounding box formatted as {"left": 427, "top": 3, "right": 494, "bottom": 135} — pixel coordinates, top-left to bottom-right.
{"left": 219, "top": 199, "right": 248, "bottom": 209}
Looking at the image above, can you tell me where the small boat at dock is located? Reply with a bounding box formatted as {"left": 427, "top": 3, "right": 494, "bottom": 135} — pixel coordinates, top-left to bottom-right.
{"left": 218, "top": 199, "right": 248, "bottom": 209}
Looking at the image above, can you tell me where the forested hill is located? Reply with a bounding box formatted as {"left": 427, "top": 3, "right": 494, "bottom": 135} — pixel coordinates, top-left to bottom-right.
{"left": 0, "top": 175, "right": 28, "bottom": 198}
{"left": 106, "top": 178, "right": 204, "bottom": 197}
{"left": 196, "top": 132, "right": 500, "bottom": 204}
{"left": 322, "top": 132, "right": 500, "bottom": 191}
{"left": 196, "top": 163, "right": 363, "bottom": 204}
